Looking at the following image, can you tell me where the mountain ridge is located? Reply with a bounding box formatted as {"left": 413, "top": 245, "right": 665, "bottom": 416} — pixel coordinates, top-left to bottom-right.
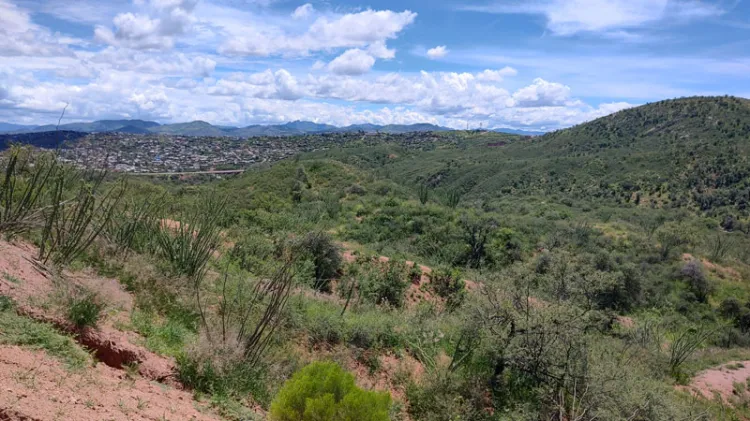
{"left": 0, "top": 119, "right": 454, "bottom": 137}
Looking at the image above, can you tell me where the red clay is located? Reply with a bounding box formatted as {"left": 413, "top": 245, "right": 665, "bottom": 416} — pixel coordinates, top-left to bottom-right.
{"left": 685, "top": 361, "right": 750, "bottom": 403}
{"left": 0, "top": 345, "right": 221, "bottom": 421}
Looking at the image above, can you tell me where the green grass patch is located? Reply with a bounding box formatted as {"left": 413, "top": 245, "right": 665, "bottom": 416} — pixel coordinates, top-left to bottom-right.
{"left": 0, "top": 300, "right": 92, "bottom": 369}
{"left": 131, "top": 310, "right": 194, "bottom": 357}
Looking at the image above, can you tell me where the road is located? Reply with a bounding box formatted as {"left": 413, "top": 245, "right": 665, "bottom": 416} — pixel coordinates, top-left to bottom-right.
{"left": 124, "top": 169, "right": 246, "bottom": 176}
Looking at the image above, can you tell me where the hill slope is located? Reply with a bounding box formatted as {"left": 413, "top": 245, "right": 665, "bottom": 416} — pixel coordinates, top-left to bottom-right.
{"left": 309, "top": 96, "right": 750, "bottom": 217}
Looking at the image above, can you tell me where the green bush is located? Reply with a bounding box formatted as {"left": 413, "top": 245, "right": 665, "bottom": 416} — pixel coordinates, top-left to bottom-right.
{"left": 66, "top": 289, "right": 104, "bottom": 328}
{"left": 270, "top": 361, "right": 391, "bottom": 421}
{"left": 300, "top": 232, "right": 342, "bottom": 292}
{"left": 360, "top": 261, "right": 409, "bottom": 308}
{"left": 429, "top": 267, "right": 466, "bottom": 311}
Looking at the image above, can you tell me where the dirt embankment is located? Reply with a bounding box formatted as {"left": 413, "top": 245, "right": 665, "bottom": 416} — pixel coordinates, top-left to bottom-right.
{"left": 0, "top": 239, "right": 224, "bottom": 421}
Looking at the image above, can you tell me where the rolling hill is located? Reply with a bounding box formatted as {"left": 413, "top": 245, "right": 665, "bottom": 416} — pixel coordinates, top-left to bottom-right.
{"left": 308, "top": 96, "right": 750, "bottom": 217}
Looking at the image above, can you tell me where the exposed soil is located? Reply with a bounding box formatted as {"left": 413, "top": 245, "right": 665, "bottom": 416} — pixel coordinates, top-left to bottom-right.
{"left": 15, "top": 306, "right": 174, "bottom": 382}
{"left": 0, "top": 345, "right": 220, "bottom": 421}
{"left": 0, "top": 240, "right": 55, "bottom": 307}
{"left": 0, "top": 239, "right": 221, "bottom": 420}
{"left": 682, "top": 253, "right": 743, "bottom": 282}
{"left": 685, "top": 361, "right": 750, "bottom": 403}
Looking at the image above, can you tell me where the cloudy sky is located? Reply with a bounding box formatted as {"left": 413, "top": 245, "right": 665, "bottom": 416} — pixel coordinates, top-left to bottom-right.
{"left": 0, "top": 0, "right": 748, "bottom": 130}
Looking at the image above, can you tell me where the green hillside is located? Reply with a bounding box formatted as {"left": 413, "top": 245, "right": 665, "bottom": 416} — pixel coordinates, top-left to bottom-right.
{"left": 309, "top": 96, "right": 750, "bottom": 220}
{"left": 4, "top": 96, "right": 750, "bottom": 421}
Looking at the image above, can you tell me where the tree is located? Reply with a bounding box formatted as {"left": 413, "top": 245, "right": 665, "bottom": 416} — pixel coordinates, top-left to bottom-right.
{"left": 680, "top": 260, "right": 713, "bottom": 303}
{"left": 270, "top": 362, "right": 391, "bottom": 421}
{"left": 458, "top": 214, "right": 496, "bottom": 268}
{"left": 300, "top": 232, "right": 342, "bottom": 293}
{"left": 655, "top": 223, "right": 693, "bottom": 261}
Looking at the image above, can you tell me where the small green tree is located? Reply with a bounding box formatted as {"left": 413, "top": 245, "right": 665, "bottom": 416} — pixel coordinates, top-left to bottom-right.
{"left": 360, "top": 260, "right": 409, "bottom": 307}
{"left": 300, "top": 232, "right": 342, "bottom": 293}
{"left": 418, "top": 183, "right": 430, "bottom": 205}
{"left": 270, "top": 361, "right": 391, "bottom": 421}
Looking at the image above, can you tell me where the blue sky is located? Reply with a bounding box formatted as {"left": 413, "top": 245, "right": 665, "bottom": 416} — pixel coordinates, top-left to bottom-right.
{"left": 0, "top": 0, "right": 748, "bottom": 130}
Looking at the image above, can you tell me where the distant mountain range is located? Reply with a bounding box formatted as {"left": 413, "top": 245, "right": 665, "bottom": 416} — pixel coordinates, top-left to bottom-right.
{"left": 0, "top": 119, "right": 546, "bottom": 137}
{"left": 0, "top": 119, "right": 460, "bottom": 137}
{"left": 490, "top": 128, "right": 546, "bottom": 136}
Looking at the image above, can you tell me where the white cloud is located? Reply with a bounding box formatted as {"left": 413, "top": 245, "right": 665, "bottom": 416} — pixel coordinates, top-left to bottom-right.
{"left": 426, "top": 45, "right": 448, "bottom": 59}
{"left": 219, "top": 9, "right": 416, "bottom": 57}
{"left": 328, "top": 49, "right": 376, "bottom": 75}
{"left": 95, "top": 0, "right": 197, "bottom": 50}
{"left": 464, "top": 0, "right": 724, "bottom": 36}
{"left": 0, "top": 0, "right": 73, "bottom": 57}
{"left": 292, "top": 3, "right": 314, "bottom": 19}
{"left": 476, "top": 67, "right": 517, "bottom": 82}
{"left": 511, "top": 78, "right": 571, "bottom": 107}
{"left": 367, "top": 41, "right": 396, "bottom": 59}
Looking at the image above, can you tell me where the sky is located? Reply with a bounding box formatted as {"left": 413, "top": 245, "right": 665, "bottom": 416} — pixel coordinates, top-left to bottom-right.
{"left": 0, "top": 0, "right": 748, "bottom": 130}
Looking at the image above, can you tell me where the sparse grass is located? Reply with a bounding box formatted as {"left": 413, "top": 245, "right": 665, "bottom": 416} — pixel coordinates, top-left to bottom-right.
{"left": 3, "top": 272, "right": 21, "bottom": 284}
{"left": 727, "top": 362, "right": 745, "bottom": 371}
{"left": 0, "top": 301, "right": 92, "bottom": 369}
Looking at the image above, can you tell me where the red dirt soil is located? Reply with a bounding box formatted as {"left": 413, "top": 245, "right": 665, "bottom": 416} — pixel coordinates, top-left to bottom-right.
{"left": 684, "top": 361, "right": 750, "bottom": 403}
{"left": 0, "top": 239, "right": 224, "bottom": 420}
{"left": 0, "top": 345, "right": 219, "bottom": 421}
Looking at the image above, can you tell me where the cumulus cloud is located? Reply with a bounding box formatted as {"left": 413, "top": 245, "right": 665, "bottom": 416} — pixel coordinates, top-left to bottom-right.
{"left": 292, "top": 3, "right": 314, "bottom": 19}
{"left": 426, "top": 45, "right": 448, "bottom": 59}
{"left": 328, "top": 49, "right": 376, "bottom": 75}
{"left": 367, "top": 41, "right": 396, "bottom": 59}
{"left": 219, "top": 9, "right": 416, "bottom": 57}
{"left": 95, "top": 0, "right": 197, "bottom": 50}
{"left": 0, "top": 0, "right": 73, "bottom": 57}
{"left": 90, "top": 48, "right": 216, "bottom": 76}
{"left": 510, "top": 78, "right": 571, "bottom": 107}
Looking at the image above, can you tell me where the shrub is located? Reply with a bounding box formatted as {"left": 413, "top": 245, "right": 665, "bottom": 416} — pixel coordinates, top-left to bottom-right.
{"left": 0, "top": 148, "right": 58, "bottom": 237}
{"left": 270, "top": 361, "right": 391, "bottom": 421}
{"left": 38, "top": 170, "right": 124, "bottom": 266}
{"left": 418, "top": 184, "right": 430, "bottom": 205}
{"left": 155, "top": 194, "right": 225, "bottom": 279}
{"left": 429, "top": 267, "right": 466, "bottom": 311}
{"left": 300, "top": 232, "right": 342, "bottom": 292}
{"left": 360, "top": 261, "right": 409, "bottom": 308}
{"left": 345, "top": 184, "right": 367, "bottom": 196}
{"left": 66, "top": 289, "right": 104, "bottom": 328}
{"left": 680, "top": 260, "right": 713, "bottom": 303}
